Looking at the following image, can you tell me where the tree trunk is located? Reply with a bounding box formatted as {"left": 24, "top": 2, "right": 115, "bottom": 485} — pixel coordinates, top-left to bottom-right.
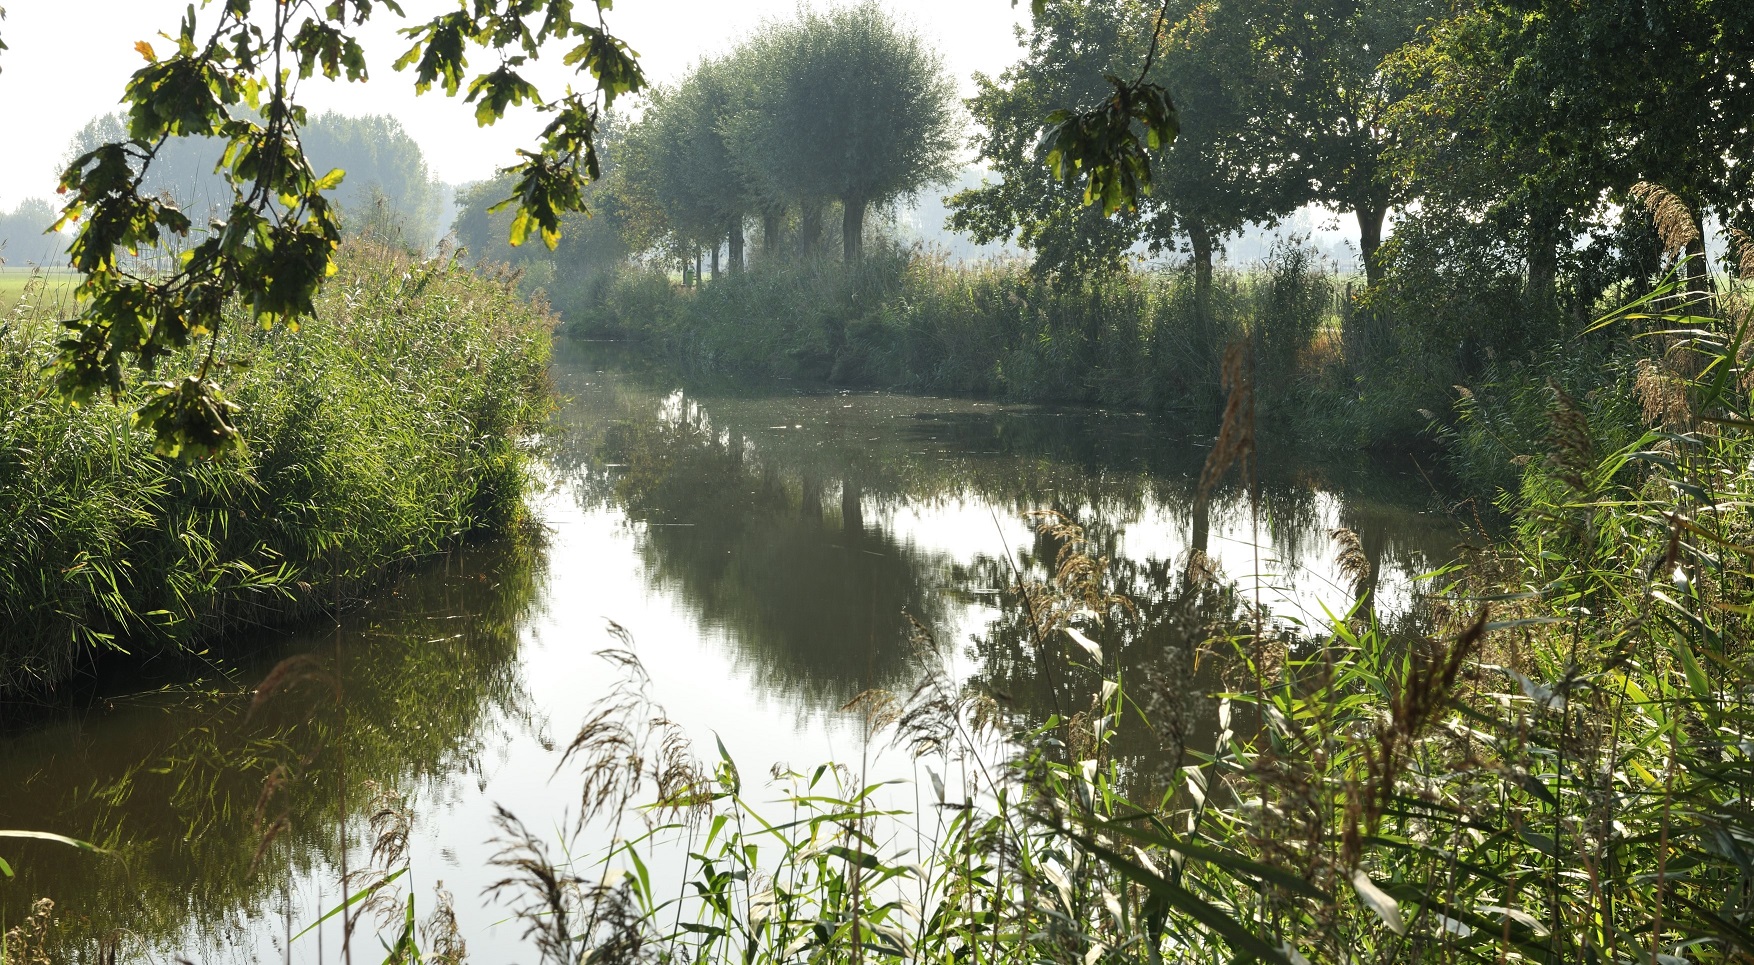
{"left": 1358, "top": 204, "right": 1387, "bottom": 288}
{"left": 1189, "top": 219, "right": 1214, "bottom": 326}
{"left": 1191, "top": 492, "right": 1210, "bottom": 557}
{"left": 1527, "top": 241, "right": 1558, "bottom": 309}
{"left": 842, "top": 197, "right": 866, "bottom": 263}
{"left": 841, "top": 479, "right": 863, "bottom": 538}
{"left": 799, "top": 203, "right": 824, "bottom": 254}
{"left": 1527, "top": 209, "right": 1559, "bottom": 309}
{"left": 762, "top": 209, "right": 782, "bottom": 257}
{"left": 710, "top": 243, "right": 721, "bottom": 282}
{"left": 729, "top": 220, "right": 745, "bottom": 274}
{"left": 694, "top": 250, "right": 703, "bottom": 288}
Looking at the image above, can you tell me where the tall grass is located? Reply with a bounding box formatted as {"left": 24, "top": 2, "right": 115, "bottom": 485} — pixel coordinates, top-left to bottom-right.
{"left": 15, "top": 237, "right": 1754, "bottom": 962}
{"left": 561, "top": 242, "right": 1340, "bottom": 416}
{"left": 0, "top": 243, "right": 553, "bottom": 699}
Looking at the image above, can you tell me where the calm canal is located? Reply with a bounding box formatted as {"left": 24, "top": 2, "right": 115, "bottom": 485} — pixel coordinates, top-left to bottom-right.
{"left": 0, "top": 341, "right": 1468, "bottom": 960}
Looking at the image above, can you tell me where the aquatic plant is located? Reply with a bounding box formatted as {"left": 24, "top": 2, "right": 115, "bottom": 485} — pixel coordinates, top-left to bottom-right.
{"left": 557, "top": 241, "right": 1349, "bottom": 417}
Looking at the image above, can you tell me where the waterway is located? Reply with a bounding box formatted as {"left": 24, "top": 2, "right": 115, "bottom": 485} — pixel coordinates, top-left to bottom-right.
{"left": 0, "top": 342, "right": 1469, "bottom": 961}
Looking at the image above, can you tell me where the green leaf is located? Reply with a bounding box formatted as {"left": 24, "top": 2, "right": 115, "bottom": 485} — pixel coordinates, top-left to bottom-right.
{"left": 1351, "top": 870, "right": 1405, "bottom": 935}
{"left": 292, "top": 868, "right": 407, "bottom": 942}
{"left": 1073, "top": 834, "right": 1291, "bottom": 965}
{"left": 0, "top": 830, "right": 103, "bottom": 853}
{"left": 1096, "top": 815, "right": 1323, "bottom": 899}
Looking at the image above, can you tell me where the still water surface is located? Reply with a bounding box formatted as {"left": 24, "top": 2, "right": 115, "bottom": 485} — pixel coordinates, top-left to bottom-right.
{"left": 0, "top": 343, "right": 1467, "bottom": 960}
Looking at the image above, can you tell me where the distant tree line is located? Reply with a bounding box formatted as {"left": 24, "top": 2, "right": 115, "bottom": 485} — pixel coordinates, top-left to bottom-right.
{"left": 2, "top": 112, "right": 445, "bottom": 271}
{"left": 64, "top": 111, "right": 449, "bottom": 249}
{"left": 0, "top": 198, "right": 65, "bottom": 267}
{"left": 953, "top": 0, "right": 1753, "bottom": 333}
{"left": 477, "top": 3, "right": 960, "bottom": 279}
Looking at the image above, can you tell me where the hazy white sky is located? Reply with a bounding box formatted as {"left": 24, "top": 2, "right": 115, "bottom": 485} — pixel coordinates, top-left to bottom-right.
{"left": 0, "top": 0, "right": 1029, "bottom": 206}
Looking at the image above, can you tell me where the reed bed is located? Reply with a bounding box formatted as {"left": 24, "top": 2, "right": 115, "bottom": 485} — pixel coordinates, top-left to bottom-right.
{"left": 561, "top": 241, "right": 1337, "bottom": 417}
{"left": 0, "top": 243, "right": 553, "bottom": 700}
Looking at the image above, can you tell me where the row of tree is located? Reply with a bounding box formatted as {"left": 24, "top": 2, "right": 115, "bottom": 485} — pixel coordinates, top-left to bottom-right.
{"left": 41, "top": 111, "right": 451, "bottom": 252}
{"left": 952, "top": 0, "right": 1754, "bottom": 318}
{"left": 611, "top": 3, "right": 960, "bottom": 268}
{"left": 0, "top": 198, "right": 65, "bottom": 266}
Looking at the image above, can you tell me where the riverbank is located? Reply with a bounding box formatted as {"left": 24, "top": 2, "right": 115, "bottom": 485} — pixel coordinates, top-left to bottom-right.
{"left": 0, "top": 244, "right": 553, "bottom": 703}
{"left": 556, "top": 242, "right": 1637, "bottom": 492}
{"left": 6, "top": 238, "right": 1750, "bottom": 964}
{"left": 500, "top": 251, "right": 1754, "bottom": 965}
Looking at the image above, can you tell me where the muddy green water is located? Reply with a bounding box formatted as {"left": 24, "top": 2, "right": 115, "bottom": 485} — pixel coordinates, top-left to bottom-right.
{"left": 0, "top": 343, "right": 1466, "bottom": 961}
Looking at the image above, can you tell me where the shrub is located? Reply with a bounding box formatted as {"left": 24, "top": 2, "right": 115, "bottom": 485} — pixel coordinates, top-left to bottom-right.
{"left": 564, "top": 243, "right": 1259, "bottom": 413}
{"left": 0, "top": 243, "right": 553, "bottom": 697}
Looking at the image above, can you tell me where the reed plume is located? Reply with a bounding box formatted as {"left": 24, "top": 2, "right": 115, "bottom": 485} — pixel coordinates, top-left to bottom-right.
{"left": 1329, "top": 528, "right": 1371, "bottom": 600}
{"left": 560, "top": 623, "right": 708, "bottom": 825}
{"left": 1630, "top": 181, "right": 1701, "bottom": 258}
{"left": 1546, "top": 382, "right": 1595, "bottom": 492}
{"left": 1731, "top": 228, "right": 1754, "bottom": 280}
{"left": 1199, "top": 341, "right": 1256, "bottom": 500}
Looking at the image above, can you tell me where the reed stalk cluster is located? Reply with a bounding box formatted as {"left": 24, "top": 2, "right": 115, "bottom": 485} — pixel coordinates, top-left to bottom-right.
{"left": 0, "top": 243, "right": 553, "bottom": 700}
{"left": 561, "top": 240, "right": 1335, "bottom": 417}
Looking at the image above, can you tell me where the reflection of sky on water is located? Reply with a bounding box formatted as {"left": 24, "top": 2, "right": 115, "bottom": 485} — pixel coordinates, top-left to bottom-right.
{"left": 883, "top": 488, "right": 1446, "bottom": 632}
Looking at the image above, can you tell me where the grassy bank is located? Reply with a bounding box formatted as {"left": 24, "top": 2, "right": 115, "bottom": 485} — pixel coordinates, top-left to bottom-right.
{"left": 557, "top": 239, "right": 1592, "bottom": 461}
{"left": 0, "top": 244, "right": 552, "bottom": 700}
{"left": 14, "top": 250, "right": 1753, "bottom": 963}
{"left": 0, "top": 270, "right": 74, "bottom": 317}
{"left": 562, "top": 243, "right": 1329, "bottom": 413}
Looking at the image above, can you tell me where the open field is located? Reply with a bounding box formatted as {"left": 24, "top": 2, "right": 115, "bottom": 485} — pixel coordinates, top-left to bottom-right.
{"left": 0, "top": 268, "right": 77, "bottom": 318}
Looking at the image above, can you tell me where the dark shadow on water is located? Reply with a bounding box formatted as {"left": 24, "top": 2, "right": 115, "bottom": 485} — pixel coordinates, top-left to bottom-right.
{"left": 0, "top": 538, "right": 546, "bottom": 956}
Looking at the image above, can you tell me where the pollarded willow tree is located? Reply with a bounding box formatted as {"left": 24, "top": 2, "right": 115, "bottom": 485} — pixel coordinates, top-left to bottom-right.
{"left": 623, "top": 55, "right": 762, "bottom": 275}
{"left": 619, "top": 5, "right": 961, "bottom": 266}
{"left": 729, "top": 3, "right": 960, "bottom": 262}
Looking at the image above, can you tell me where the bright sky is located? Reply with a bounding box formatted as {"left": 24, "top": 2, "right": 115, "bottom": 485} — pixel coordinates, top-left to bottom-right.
{"left": 0, "top": 0, "right": 1029, "bottom": 207}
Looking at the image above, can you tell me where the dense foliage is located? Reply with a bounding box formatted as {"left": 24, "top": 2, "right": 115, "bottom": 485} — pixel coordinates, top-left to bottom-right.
{"left": 611, "top": 3, "right": 959, "bottom": 268}
{"left": 8, "top": 0, "right": 1754, "bottom": 961}
{"left": 560, "top": 240, "right": 1341, "bottom": 416}
{"left": 464, "top": 0, "right": 1752, "bottom": 474}
{"left": 0, "top": 244, "right": 552, "bottom": 698}
{"left": 46, "top": 0, "right": 641, "bottom": 457}
{"left": 30, "top": 0, "right": 1175, "bottom": 458}
{"left": 74, "top": 266, "right": 1752, "bottom": 965}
